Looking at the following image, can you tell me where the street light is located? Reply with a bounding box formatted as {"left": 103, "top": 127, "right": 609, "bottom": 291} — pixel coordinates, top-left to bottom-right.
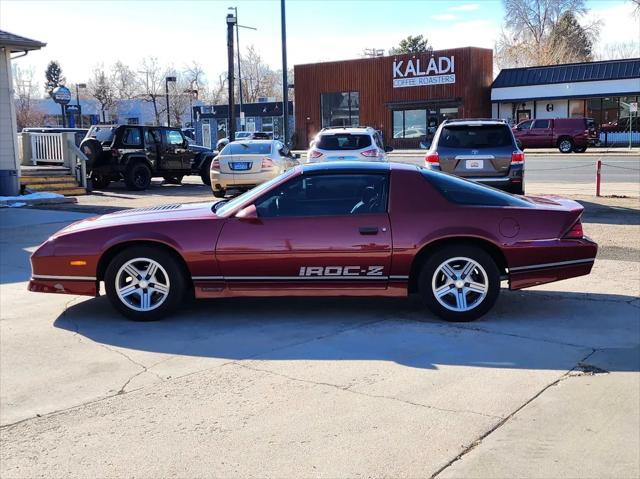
{"left": 229, "top": 6, "right": 256, "bottom": 132}
{"left": 75, "top": 83, "right": 86, "bottom": 127}
{"left": 165, "top": 76, "right": 177, "bottom": 127}
{"left": 280, "top": 0, "right": 290, "bottom": 145}
{"left": 184, "top": 84, "right": 198, "bottom": 127}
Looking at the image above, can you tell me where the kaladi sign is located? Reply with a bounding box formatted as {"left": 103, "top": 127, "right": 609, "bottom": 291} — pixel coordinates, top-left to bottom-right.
{"left": 392, "top": 56, "right": 455, "bottom": 88}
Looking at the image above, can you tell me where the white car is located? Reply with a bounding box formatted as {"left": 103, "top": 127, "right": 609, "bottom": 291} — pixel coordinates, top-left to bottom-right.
{"left": 307, "top": 127, "right": 392, "bottom": 163}
{"left": 210, "top": 140, "right": 300, "bottom": 198}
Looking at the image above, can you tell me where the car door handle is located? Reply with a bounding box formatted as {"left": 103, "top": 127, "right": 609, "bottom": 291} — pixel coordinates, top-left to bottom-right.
{"left": 359, "top": 226, "right": 378, "bottom": 235}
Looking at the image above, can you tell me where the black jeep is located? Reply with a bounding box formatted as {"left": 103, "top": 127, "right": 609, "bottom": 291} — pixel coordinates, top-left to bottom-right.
{"left": 80, "top": 125, "right": 216, "bottom": 190}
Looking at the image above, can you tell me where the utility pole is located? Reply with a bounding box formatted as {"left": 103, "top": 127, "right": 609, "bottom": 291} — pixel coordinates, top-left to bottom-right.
{"left": 227, "top": 13, "right": 237, "bottom": 141}
{"left": 280, "top": 0, "right": 289, "bottom": 145}
{"left": 165, "top": 76, "right": 176, "bottom": 127}
{"left": 229, "top": 6, "right": 256, "bottom": 133}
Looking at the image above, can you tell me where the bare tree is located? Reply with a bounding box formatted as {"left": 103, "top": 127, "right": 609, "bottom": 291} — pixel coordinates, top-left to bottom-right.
{"left": 88, "top": 65, "right": 115, "bottom": 123}
{"left": 166, "top": 73, "right": 192, "bottom": 127}
{"left": 13, "top": 65, "right": 45, "bottom": 130}
{"left": 112, "top": 61, "right": 139, "bottom": 100}
{"left": 138, "top": 57, "right": 170, "bottom": 125}
{"left": 240, "top": 45, "right": 279, "bottom": 103}
{"left": 598, "top": 41, "right": 640, "bottom": 60}
{"left": 496, "top": 0, "right": 600, "bottom": 68}
{"left": 203, "top": 73, "right": 228, "bottom": 105}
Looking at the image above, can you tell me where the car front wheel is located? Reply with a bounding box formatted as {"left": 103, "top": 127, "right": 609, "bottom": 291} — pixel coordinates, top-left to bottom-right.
{"left": 419, "top": 245, "right": 500, "bottom": 322}
{"left": 104, "top": 246, "right": 186, "bottom": 321}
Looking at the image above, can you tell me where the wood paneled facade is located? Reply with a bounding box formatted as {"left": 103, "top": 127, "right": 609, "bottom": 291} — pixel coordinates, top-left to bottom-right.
{"left": 293, "top": 47, "right": 493, "bottom": 149}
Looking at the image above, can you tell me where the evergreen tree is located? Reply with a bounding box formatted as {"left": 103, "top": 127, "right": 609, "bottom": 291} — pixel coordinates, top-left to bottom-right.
{"left": 44, "top": 61, "right": 66, "bottom": 97}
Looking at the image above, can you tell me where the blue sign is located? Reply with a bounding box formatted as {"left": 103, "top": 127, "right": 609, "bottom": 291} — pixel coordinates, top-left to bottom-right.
{"left": 52, "top": 86, "right": 71, "bottom": 104}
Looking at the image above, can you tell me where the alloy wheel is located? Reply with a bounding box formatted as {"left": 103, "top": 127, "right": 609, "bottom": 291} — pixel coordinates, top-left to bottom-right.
{"left": 115, "top": 258, "right": 170, "bottom": 312}
{"left": 431, "top": 256, "right": 489, "bottom": 312}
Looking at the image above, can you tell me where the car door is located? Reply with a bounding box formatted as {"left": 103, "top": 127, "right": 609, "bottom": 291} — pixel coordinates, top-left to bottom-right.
{"left": 528, "top": 119, "right": 553, "bottom": 147}
{"left": 215, "top": 172, "right": 392, "bottom": 291}
{"left": 161, "top": 129, "right": 190, "bottom": 170}
{"left": 143, "top": 128, "right": 161, "bottom": 168}
{"left": 513, "top": 120, "right": 533, "bottom": 147}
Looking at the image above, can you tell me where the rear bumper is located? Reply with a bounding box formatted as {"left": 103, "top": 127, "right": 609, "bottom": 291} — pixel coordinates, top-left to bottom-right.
{"left": 428, "top": 164, "right": 524, "bottom": 190}
{"left": 507, "top": 237, "right": 598, "bottom": 290}
{"left": 211, "top": 169, "right": 280, "bottom": 191}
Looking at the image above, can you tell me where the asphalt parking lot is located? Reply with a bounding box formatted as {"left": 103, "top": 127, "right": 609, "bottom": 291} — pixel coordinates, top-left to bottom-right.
{"left": 1, "top": 160, "right": 639, "bottom": 477}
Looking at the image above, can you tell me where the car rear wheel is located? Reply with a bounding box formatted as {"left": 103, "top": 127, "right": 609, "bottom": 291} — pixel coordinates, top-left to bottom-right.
{"left": 419, "top": 245, "right": 500, "bottom": 322}
{"left": 124, "top": 162, "right": 152, "bottom": 191}
{"left": 200, "top": 157, "right": 213, "bottom": 186}
{"left": 105, "top": 246, "right": 186, "bottom": 321}
{"left": 558, "top": 138, "right": 574, "bottom": 153}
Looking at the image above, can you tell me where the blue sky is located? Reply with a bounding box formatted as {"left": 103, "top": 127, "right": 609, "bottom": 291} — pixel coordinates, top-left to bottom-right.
{"left": 1, "top": 0, "right": 637, "bottom": 92}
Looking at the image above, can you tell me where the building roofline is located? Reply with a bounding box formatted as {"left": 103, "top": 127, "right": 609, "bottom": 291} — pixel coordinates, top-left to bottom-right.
{"left": 0, "top": 30, "right": 46, "bottom": 51}
{"left": 294, "top": 46, "right": 492, "bottom": 68}
{"left": 497, "top": 57, "right": 640, "bottom": 73}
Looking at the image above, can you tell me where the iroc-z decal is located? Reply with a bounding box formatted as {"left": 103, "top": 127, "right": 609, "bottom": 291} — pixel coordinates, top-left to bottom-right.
{"left": 299, "top": 266, "right": 385, "bottom": 277}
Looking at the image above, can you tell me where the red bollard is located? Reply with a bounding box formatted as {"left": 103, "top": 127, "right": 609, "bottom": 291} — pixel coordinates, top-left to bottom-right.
{"left": 596, "top": 160, "right": 602, "bottom": 197}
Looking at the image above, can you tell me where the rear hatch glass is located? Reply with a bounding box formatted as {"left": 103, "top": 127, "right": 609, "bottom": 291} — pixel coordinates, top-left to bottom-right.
{"left": 87, "top": 127, "right": 116, "bottom": 145}
{"left": 316, "top": 134, "right": 372, "bottom": 151}
{"left": 222, "top": 143, "right": 272, "bottom": 155}
{"left": 439, "top": 125, "right": 513, "bottom": 148}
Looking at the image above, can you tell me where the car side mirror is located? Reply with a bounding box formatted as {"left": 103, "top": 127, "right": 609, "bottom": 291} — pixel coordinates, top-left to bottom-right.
{"left": 235, "top": 204, "right": 258, "bottom": 220}
{"left": 384, "top": 145, "right": 394, "bottom": 153}
{"left": 515, "top": 126, "right": 522, "bottom": 131}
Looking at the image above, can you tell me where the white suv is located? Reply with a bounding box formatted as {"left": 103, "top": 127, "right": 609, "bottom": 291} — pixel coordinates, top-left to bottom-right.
{"left": 307, "top": 127, "right": 392, "bottom": 163}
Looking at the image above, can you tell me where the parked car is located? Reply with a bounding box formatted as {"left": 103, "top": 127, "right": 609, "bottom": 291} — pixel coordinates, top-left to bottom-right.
{"left": 601, "top": 116, "right": 640, "bottom": 132}
{"left": 217, "top": 131, "right": 273, "bottom": 150}
{"left": 80, "top": 125, "right": 216, "bottom": 190}
{"left": 424, "top": 119, "right": 525, "bottom": 194}
{"left": 307, "top": 127, "right": 393, "bottom": 163}
{"left": 512, "top": 117, "right": 598, "bottom": 153}
{"left": 210, "top": 139, "right": 300, "bottom": 198}
{"left": 29, "top": 162, "right": 597, "bottom": 323}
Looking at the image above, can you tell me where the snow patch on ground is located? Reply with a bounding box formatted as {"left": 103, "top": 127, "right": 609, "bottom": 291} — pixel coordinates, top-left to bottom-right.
{"left": 0, "top": 192, "right": 66, "bottom": 208}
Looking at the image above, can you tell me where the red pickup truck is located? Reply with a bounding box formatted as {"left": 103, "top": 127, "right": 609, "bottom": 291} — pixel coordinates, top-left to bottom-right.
{"left": 512, "top": 118, "right": 599, "bottom": 153}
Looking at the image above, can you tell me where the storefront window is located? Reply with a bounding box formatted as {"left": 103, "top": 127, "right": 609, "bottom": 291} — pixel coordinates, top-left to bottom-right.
{"left": 602, "top": 97, "right": 618, "bottom": 124}
{"left": 321, "top": 92, "right": 359, "bottom": 127}
{"left": 393, "top": 111, "right": 403, "bottom": 138}
{"left": 569, "top": 99, "right": 586, "bottom": 118}
{"left": 587, "top": 98, "right": 602, "bottom": 126}
{"left": 393, "top": 107, "right": 459, "bottom": 140}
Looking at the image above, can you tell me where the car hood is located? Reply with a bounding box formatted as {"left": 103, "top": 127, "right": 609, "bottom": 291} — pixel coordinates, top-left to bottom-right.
{"left": 54, "top": 202, "right": 219, "bottom": 237}
{"left": 188, "top": 144, "right": 214, "bottom": 153}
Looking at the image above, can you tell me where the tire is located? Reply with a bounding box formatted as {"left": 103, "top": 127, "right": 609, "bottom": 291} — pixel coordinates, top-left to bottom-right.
{"left": 212, "top": 189, "right": 226, "bottom": 198}
{"left": 162, "top": 175, "right": 184, "bottom": 185}
{"left": 124, "top": 161, "right": 152, "bottom": 191}
{"left": 104, "top": 245, "right": 187, "bottom": 321}
{"left": 200, "top": 157, "right": 213, "bottom": 186}
{"left": 80, "top": 139, "right": 102, "bottom": 171}
{"left": 418, "top": 244, "right": 500, "bottom": 322}
{"left": 558, "top": 138, "right": 574, "bottom": 154}
{"left": 91, "top": 174, "right": 110, "bottom": 189}
{"left": 573, "top": 146, "right": 587, "bottom": 153}
{"left": 508, "top": 183, "right": 524, "bottom": 195}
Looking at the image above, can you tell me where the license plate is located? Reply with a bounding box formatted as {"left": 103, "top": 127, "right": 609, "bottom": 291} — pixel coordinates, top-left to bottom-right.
{"left": 466, "top": 159, "right": 484, "bottom": 169}
{"left": 230, "top": 162, "right": 251, "bottom": 171}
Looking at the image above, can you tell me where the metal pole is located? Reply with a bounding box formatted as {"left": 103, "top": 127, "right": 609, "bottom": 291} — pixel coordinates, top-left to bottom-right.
{"left": 234, "top": 7, "right": 244, "bottom": 131}
{"left": 165, "top": 78, "right": 171, "bottom": 127}
{"left": 75, "top": 84, "right": 82, "bottom": 128}
{"left": 596, "top": 160, "right": 602, "bottom": 197}
{"left": 280, "top": 0, "right": 289, "bottom": 145}
{"left": 227, "top": 14, "right": 236, "bottom": 142}
{"left": 61, "top": 103, "right": 67, "bottom": 128}
{"left": 190, "top": 89, "right": 194, "bottom": 128}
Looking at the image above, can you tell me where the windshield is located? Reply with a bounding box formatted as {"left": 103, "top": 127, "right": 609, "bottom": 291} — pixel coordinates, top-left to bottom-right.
{"left": 214, "top": 168, "right": 298, "bottom": 216}
{"left": 221, "top": 142, "right": 272, "bottom": 155}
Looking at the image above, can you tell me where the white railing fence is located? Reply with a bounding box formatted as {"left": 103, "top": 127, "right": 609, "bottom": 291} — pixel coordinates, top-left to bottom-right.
{"left": 29, "top": 133, "right": 65, "bottom": 165}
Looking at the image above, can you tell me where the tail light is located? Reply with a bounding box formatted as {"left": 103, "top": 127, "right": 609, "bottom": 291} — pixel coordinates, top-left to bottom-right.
{"left": 511, "top": 151, "right": 525, "bottom": 165}
{"left": 564, "top": 220, "right": 584, "bottom": 239}
{"left": 261, "top": 158, "right": 275, "bottom": 168}
{"left": 425, "top": 152, "right": 440, "bottom": 166}
{"left": 360, "top": 148, "right": 379, "bottom": 157}
{"left": 309, "top": 149, "right": 323, "bottom": 159}
{"left": 211, "top": 158, "right": 220, "bottom": 170}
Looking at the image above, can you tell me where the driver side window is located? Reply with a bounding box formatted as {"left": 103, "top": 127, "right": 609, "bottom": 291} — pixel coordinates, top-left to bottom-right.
{"left": 255, "top": 174, "right": 388, "bottom": 218}
{"left": 519, "top": 120, "right": 533, "bottom": 130}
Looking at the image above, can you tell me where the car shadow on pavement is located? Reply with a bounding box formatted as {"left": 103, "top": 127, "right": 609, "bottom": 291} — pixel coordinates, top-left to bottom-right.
{"left": 579, "top": 200, "right": 640, "bottom": 226}
{"left": 53, "top": 289, "right": 640, "bottom": 372}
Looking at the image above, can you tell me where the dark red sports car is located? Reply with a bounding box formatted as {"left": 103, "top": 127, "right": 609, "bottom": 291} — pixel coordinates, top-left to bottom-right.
{"left": 29, "top": 162, "right": 597, "bottom": 322}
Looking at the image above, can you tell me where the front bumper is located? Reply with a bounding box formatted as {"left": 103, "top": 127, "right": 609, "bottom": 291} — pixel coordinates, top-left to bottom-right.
{"left": 28, "top": 276, "right": 97, "bottom": 296}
